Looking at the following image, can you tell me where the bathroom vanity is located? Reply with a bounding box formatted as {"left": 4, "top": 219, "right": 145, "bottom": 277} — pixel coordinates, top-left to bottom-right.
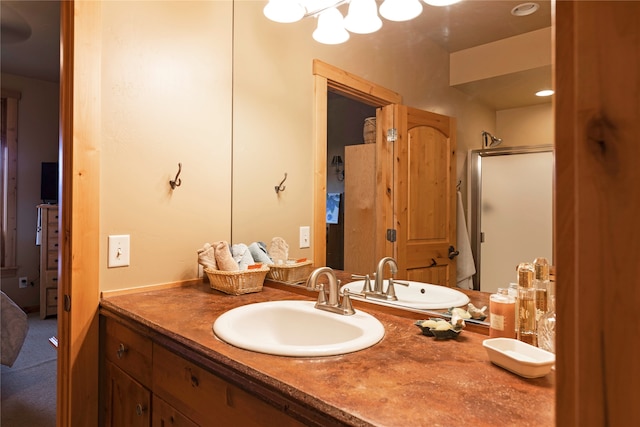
{"left": 99, "top": 276, "right": 553, "bottom": 426}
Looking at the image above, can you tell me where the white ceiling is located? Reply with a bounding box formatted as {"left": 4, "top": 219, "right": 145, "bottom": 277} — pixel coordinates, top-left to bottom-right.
{"left": 0, "top": 0, "right": 551, "bottom": 109}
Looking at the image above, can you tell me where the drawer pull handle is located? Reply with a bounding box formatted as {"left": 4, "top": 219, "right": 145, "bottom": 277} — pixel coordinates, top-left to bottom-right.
{"left": 135, "top": 403, "right": 146, "bottom": 416}
{"left": 116, "top": 343, "right": 128, "bottom": 359}
{"left": 190, "top": 374, "right": 199, "bottom": 387}
{"left": 53, "top": 277, "right": 58, "bottom": 282}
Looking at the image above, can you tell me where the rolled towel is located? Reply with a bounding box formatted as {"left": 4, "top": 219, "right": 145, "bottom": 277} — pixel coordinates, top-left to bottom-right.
{"left": 197, "top": 242, "right": 217, "bottom": 270}
{"left": 268, "top": 237, "right": 289, "bottom": 264}
{"left": 214, "top": 241, "right": 239, "bottom": 271}
{"left": 248, "top": 242, "right": 273, "bottom": 265}
{"left": 231, "top": 243, "right": 255, "bottom": 271}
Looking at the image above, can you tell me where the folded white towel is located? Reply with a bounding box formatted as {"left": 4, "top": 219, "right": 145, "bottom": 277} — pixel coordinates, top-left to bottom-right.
{"left": 214, "top": 241, "right": 239, "bottom": 272}
{"left": 248, "top": 242, "right": 273, "bottom": 265}
{"left": 197, "top": 242, "right": 217, "bottom": 270}
{"left": 456, "top": 191, "right": 476, "bottom": 290}
{"left": 231, "top": 243, "right": 255, "bottom": 271}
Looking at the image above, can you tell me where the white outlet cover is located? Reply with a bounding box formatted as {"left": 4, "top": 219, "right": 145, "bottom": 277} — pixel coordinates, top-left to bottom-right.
{"left": 108, "top": 235, "right": 130, "bottom": 268}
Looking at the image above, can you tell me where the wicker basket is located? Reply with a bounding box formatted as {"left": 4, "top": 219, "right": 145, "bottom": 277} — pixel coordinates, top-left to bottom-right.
{"left": 267, "top": 260, "right": 314, "bottom": 285}
{"left": 204, "top": 266, "right": 269, "bottom": 295}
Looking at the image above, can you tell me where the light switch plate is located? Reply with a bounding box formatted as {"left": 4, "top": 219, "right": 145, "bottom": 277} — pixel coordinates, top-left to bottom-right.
{"left": 108, "top": 235, "right": 130, "bottom": 268}
{"left": 299, "top": 226, "right": 310, "bottom": 249}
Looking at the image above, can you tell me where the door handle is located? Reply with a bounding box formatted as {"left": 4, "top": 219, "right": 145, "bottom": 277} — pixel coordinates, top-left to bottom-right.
{"left": 448, "top": 245, "right": 460, "bottom": 260}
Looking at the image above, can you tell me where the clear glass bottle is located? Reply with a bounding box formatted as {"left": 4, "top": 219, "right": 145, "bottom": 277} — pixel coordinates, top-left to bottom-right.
{"left": 537, "top": 295, "right": 556, "bottom": 353}
{"left": 490, "top": 288, "right": 516, "bottom": 338}
{"left": 517, "top": 262, "right": 537, "bottom": 346}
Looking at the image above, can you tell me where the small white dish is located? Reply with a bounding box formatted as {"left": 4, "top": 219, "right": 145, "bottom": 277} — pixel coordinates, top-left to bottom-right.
{"left": 482, "top": 338, "right": 555, "bottom": 378}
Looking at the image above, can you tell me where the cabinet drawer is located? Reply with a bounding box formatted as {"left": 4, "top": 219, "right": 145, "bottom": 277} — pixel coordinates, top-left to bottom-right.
{"left": 153, "top": 345, "right": 303, "bottom": 427}
{"left": 43, "top": 270, "right": 58, "bottom": 287}
{"left": 46, "top": 288, "right": 58, "bottom": 308}
{"left": 104, "top": 318, "right": 152, "bottom": 386}
{"left": 152, "top": 395, "right": 198, "bottom": 427}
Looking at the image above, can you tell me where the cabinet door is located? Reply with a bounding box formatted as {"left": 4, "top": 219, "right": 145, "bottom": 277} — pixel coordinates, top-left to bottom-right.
{"left": 152, "top": 396, "right": 198, "bottom": 427}
{"left": 105, "top": 361, "right": 151, "bottom": 427}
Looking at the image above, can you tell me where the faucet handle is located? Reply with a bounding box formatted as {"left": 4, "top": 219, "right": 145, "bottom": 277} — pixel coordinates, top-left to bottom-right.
{"left": 340, "top": 288, "right": 362, "bottom": 316}
{"left": 385, "top": 278, "right": 408, "bottom": 300}
{"left": 351, "top": 274, "right": 372, "bottom": 293}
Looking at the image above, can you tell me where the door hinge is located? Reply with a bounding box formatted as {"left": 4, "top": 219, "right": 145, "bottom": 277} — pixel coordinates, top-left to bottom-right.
{"left": 386, "top": 229, "right": 397, "bottom": 242}
{"left": 386, "top": 128, "right": 397, "bottom": 142}
{"left": 64, "top": 294, "right": 71, "bottom": 312}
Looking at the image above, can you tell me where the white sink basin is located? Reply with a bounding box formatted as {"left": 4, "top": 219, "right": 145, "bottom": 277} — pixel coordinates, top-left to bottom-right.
{"left": 212, "top": 300, "right": 385, "bottom": 357}
{"left": 340, "top": 280, "right": 470, "bottom": 310}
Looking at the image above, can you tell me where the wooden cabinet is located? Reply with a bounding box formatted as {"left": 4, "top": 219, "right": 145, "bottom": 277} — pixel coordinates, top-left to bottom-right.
{"left": 38, "top": 204, "right": 59, "bottom": 319}
{"left": 101, "top": 316, "right": 304, "bottom": 427}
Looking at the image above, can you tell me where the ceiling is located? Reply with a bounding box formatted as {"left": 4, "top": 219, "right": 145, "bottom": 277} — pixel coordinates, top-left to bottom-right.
{"left": 0, "top": 0, "right": 551, "bottom": 109}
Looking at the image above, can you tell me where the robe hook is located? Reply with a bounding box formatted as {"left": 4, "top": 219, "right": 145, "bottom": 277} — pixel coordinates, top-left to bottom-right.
{"left": 275, "top": 173, "right": 287, "bottom": 194}
{"left": 170, "top": 163, "right": 182, "bottom": 189}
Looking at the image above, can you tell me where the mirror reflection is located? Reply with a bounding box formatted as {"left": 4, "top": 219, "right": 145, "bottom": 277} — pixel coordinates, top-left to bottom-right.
{"left": 232, "top": 1, "right": 553, "bottom": 305}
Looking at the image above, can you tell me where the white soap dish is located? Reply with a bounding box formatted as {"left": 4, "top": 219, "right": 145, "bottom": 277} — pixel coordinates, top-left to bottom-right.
{"left": 482, "top": 338, "right": 555, "bottom": 378}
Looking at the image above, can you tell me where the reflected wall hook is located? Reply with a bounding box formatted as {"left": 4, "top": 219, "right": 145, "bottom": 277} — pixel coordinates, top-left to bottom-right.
{"left": 275, "top": 173, "right": 287, "bottom": 194}
{"left": 170, "top": 163, "right": 182, "bottom": 189}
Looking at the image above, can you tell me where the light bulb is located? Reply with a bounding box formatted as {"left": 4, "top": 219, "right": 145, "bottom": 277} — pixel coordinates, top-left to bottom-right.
{"left": 379, "top": 0, "right": 423, "bottom": 22}
{"left": 423, "top": 0, "right": 462, "bottom": 6}
{"left": 263, "top": 0, "right": 305, "bottom": 24}
{"left": 313, "top": 8, "right": 350, "bottom": 45}
{"left": 344, "top": 0, "right": 383, "bottom": 34}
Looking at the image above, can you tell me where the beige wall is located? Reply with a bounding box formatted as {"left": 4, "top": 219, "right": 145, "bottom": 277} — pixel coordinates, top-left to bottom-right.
{"left": 496, "top": 103, "right": 553, "bottom": 147}
{"left": 1, "top": 73, "right": 59, "bottom": 308}
{"left": 95, "top": 0, "right": 549, "bottom": 293}
{"left": 99, "top": 1, "right": 232, "bottom": 291}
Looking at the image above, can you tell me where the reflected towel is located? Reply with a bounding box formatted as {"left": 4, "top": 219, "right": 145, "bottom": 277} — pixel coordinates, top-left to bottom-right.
{"left": 456, "top": 191, "right": 476, "bottom": 290}
{"left": 248, "top": 242, "right": 273, "bottom": 265}
{"left": 268, "top": 237, "right": 289, "bottom": 264}
{"left": 231, "top": 243, "right": 255, "bottom": 271}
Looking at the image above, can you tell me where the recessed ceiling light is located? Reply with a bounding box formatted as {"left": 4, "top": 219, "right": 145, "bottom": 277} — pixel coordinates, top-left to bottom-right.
{"left": 511, "top": 2, "right": 540, "bottom": 17}
{"left": 536, "top": 89, "right": 554, "bottom": 97}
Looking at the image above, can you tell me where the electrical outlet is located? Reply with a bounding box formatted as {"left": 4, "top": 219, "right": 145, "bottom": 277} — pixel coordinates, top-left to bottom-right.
{"left": 108, "top": 235, "right": 130, "bottom": 268}
{"left": 19, "top": 276, "right": 28, "bottom": 289}
{"left": 299, "top": 226, "right": 310, "bottom": 249}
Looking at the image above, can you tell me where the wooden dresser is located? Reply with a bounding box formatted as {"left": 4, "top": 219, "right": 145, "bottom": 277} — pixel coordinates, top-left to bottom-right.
{"left": 38, "top": 204, "right": 59, "bottom": 319}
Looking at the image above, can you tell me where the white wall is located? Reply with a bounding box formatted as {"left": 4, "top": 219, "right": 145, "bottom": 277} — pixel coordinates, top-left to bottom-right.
{"left": 1, "top": 73, "right": 59, "bottom": 308}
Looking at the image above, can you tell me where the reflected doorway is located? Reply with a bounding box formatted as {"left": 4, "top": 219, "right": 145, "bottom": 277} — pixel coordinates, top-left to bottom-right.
{"left": 325, "top": 92, "right": 376, "bottom": 270}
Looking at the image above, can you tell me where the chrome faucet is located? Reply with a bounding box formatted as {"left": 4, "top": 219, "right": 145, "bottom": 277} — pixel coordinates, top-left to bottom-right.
{"left": 306, "top": 267, "right": 357, "bottom": 316}
{"left": 356, "top": 256, "right": 408, "bottom": 301}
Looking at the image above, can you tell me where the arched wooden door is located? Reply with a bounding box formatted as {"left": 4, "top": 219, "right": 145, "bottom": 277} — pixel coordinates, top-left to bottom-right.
{"left": 380, "top": 105, "right": 457, "bottom": 286}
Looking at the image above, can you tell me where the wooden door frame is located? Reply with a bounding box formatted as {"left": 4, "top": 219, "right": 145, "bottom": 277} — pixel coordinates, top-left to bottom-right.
{"left": 58, "top": 1, "right": 101, "bottom": 425}
{"left": 311, "top": 60, "right": 402, "bottom": 267}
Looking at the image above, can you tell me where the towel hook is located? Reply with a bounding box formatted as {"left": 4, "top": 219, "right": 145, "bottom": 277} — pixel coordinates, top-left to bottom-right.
{"left": 170, "top": 163, "right": 182, "bottom": 189}
{"left": 275, "top": 173, "right": 287, "bottom": 194}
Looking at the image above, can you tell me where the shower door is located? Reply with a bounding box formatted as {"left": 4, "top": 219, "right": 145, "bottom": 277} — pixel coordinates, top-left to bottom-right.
{"left": 469, "top": 146, "right": 554, "bottom": 293}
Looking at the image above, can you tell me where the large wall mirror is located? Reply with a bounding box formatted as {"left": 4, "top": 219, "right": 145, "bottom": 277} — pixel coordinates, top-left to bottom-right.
{"left": 231, "top": 1, "right": 553, "bottom": 287}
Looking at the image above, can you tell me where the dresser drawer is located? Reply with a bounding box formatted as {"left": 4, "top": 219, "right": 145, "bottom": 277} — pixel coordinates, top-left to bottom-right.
{"left": 46, "top": 208, "right": 59, "bottom": 223}
{"left": 43, "top": 270, "right": 58, "bottom": 287}
{"left": 153, "top": 345, "right": 303, "bottom": 427}
{"left": 46, "top": 250, "right": 59, "bottom": 270}
{"left": 104, "top": 318, "right": 152, "bottom": 386}
{"left": 47, "top": 235, "right": 59, "bottom": 252}
{"left": 45, "top": 288, "right": 58, "bottom": 308}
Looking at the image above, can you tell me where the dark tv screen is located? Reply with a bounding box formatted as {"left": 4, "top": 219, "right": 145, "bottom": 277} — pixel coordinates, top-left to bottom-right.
{"left": 41, "top": 162, "right": 59, "bottom": 203}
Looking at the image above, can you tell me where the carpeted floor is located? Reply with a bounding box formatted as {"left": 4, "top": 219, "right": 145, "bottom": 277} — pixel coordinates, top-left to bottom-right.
{"left": 1, "top": 313, "right": 57, "bottom": 427}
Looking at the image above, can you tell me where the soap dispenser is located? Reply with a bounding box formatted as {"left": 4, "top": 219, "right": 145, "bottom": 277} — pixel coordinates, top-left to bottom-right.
{"left": 516, "top": 262, "right": 537, "bottom": 346}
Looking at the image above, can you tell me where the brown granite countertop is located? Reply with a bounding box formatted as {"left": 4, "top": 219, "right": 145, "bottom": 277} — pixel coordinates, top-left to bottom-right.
{"left": 100, "top": 278, "right": 554, "bottom": 427}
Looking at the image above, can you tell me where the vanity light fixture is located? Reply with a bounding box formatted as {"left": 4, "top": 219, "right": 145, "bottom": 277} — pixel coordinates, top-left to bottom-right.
{"left": 535, "top": 89, "right": 554, "bottom": 97}
{"left": 263, "top": 0, "right": 464, "bottom": 45}
{"left": 331, "top": 155, "right": 345, "bottom": 181}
